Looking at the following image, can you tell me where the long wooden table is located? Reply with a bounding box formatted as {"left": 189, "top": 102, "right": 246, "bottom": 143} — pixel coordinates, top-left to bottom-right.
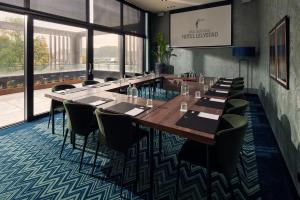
{"left": 45, "top": 74, "right": 230, "bottom": 200}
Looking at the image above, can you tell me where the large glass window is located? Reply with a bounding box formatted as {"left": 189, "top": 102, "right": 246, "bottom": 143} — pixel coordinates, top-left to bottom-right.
{"left": 33, "top": 20, "right": 87, "bottom": 115}
{"left": 123, "top": 4, "right": 145, "bottom": 35}
{"left": 90, "top": 0, "right": 121, "bottom": 29}
{"left": 30, "top": 0, "right": 86, "bottom": 21}
{"left": 0, "top": 11, "right": 25, "bottom": 127}
{"left": 0, "top": 0, "right": 24, "bottom": 7}
{"left": 125, "top": 35, "right": 143, "bottom": 74}
{"left": 93, "top": 31, "right": 121, "bottom": 81}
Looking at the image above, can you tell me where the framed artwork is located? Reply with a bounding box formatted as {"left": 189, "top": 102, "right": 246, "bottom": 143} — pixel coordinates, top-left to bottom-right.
{"left": 269, "top": 16, "right": 289, "bottom": 89}
{"left": 269, "top": 29, "right": 276, "bottom": 79}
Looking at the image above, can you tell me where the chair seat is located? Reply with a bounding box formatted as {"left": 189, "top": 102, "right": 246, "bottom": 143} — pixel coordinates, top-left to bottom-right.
{"left": 54, "top": 105, "right": 65, "bottom": 113}
{"left": 177, "top": 140, "right": 216, "bottom": 167}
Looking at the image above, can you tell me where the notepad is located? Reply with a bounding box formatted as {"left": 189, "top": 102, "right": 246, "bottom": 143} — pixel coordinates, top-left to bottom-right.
{"left": 125, "top": 108, "right": 145, "bottom": 116}
{"left": 198, "top": 112, "right": 220, "bottom": 120}
{"left": 89, "top": 100, "right": 106, "bottom": 106}
{"left": 210, "top": 98, "right": 226, "bottom": 103}
{"left": 220, "top": 84, "right": 231, "bottom": 87}
{"left": 215, "top": 90, "right": 229, "bottom": 94}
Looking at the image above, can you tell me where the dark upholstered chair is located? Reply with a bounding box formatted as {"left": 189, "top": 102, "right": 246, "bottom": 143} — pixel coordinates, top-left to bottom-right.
{"left": 48, "top": 84, "right": 76, "bottom": 135}
{"left": 231, "top": 83, "right": 244, "bottom": 90}
{"left": 228, "top": 90, "right": 245, "bottom": 100}
{"left": 104, "top": 77, "right": 118, "bottom": 82}
{"left": 60, "top": 101, "right": 98, "bottom": 172}
{"left": 82, "top": 80, "right": 99, "bottom": 86}
{"left": 93, "top": 108, "right": 149, "bottom": 198}
{"left": 176, "top": 114, "right": 248, "bottom": 199}
{"left": 226, "top": 99, "right": 249, "bottom": 115}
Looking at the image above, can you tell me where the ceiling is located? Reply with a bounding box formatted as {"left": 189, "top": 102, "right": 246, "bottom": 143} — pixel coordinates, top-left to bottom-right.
{"left": 126, "top": 0, "right": 223, "bottom": 13}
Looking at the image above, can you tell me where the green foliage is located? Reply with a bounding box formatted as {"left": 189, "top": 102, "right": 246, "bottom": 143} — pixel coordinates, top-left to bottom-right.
{"left": 0, "top": 30, "right": 24, "bottom": 72}
{"left": 153, "top": 32, "right": 176, "bottom": 64}
{"left": 34, "top": 36, "right": 49, "bottom": 69}
{"left": 0, "top": 17, "right": 50, "bottom": 73}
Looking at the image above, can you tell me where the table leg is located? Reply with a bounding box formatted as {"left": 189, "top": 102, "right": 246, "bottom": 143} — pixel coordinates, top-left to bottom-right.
{"left": 51, "top": 107, "right": 55, "bottom": 134}
{"left": 149, "top": 128, "right": 154, "bottom": 200}
{"left": 206, "top": 145, "right": 212, "bottom": 200}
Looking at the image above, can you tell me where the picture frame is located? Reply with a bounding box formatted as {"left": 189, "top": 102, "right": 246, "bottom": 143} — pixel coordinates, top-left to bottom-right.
{"left": 269, "top": 16, "right": 289, "bottom": 89}
{"left": 269, "top": 29, "right": 277, "bottom": 79}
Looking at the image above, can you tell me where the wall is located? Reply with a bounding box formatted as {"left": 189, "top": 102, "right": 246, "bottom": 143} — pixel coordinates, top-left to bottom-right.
{"left": 149, "top": 0, "right": 300, "bottom": 196}
{"left": 150, "top": 0, "right": 259, "bottom": 89}
{"left": 257, "top": 0, "right": 300, "bottom": 195}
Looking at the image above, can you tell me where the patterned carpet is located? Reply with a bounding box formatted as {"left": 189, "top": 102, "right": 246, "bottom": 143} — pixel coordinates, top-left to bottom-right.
{"left": 0, "top": 90, "right": 262, "bottom": 200}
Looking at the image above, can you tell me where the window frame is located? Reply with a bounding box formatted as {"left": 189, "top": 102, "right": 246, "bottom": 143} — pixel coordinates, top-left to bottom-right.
{"left": 0, "top": 0, "right": 148, "bottom": 122}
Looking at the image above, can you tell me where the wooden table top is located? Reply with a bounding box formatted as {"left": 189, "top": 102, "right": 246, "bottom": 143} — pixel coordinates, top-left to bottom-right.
{"left": 45, "top": 75, "right": 229, "bottom": 145}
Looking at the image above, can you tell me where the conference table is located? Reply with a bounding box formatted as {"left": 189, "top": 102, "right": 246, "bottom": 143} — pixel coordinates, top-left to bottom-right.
{"left": 45, "top": 74, "right": 232, "bottom": 200}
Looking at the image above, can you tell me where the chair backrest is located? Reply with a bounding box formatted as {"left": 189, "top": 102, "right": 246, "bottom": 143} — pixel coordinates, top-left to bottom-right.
{"left": 228, "top": 90, "right": 245, "bottom": 100}
{"left": 234, "top": 77, "right": 244, "bottom": 81}
{"left": 233, "top": 80, "right": 244, "bottom": 85}
{"left": 63, "top": 101, "right": 96, "bottom": 135}
{"left": 232, "top": 84, "right": 244, "bottom": 90}
{"left": 52, "top": 84, "right": 75, "bottom": 92}
{"left": 215, "top": 114, "right": 248, "bottom": 178}
{"left": 226, "top": 99, "right": 249, "bottom": 115}
{"left": 104, "top": 77, "right": 118, "bottom": 82}
{"left": 82, "top": 80, "right": 99, "bottom": 86}
{"left": 95, "top": 108, "right": 134, "bottom": 153}
{"left": 125, "top": 74, "right": 133, "bottom": 78}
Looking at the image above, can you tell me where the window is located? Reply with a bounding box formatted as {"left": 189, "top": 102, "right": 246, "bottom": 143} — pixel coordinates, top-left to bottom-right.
{"left": 93, "top": 31, "right": 121, "bottom": 80}
{"left": 30, "top": 0, "right": 86, "bottom": 21}
{"left": 0, "top": 11, "right": 25, "bottom": 127}
{"left": 90, "top": 0, "right": 121, "bottom": 29}
{"left": 0, "top": 0, "right": 24, "bottom": 7}
{"left": 33, "top": 20, "right": 87, "bottom": 115}
{"left": 123, "top": 4, "right": 145, "bottom": 35}
{"left": 125, "top": 35, "right": 143, "bottom": 74}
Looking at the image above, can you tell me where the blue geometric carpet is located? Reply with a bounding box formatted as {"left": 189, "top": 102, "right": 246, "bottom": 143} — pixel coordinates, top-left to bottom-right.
{"left": 0, "top": 90, "right": 261, "bottom": 200}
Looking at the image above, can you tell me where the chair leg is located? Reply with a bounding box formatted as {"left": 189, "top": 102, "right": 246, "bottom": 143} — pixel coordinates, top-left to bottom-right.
{"left": 159, "top": 131, "right": 162, "bottom": 154}
{"left": 236, "top": 167, "right": 242, "bottom": 186}
{"left": 52, "top": 109, "right": 55, "bottom": 134}
{"left": 120, "top": 152, "right": 128, "bottom": 198}
{"left": 79, "top": 136, "right": 88, "bottom": 172}
{"left": 147, "top": 134, "right": 150, "bottom": 160}
{"left": 239, "top": 153, "right": 246, "bottom": 176}
{"left": 60, "top": 128, "right": 69, "bottom": 158}
{"left": 48, "top": 113, "right": 51, "bottom": 128}
{"left": 136, "top": 140, "right": 140, "bottom": 192}
{"left": 225, "top": 176, "right": 235, "bottom": 200}
{"left": 48, "top": 101, "right": 53, "bottom": 129}
{"left": 92, "top": 142, "right": 100, "bottom": 175}
{"left": 62, "top": 111, "right": 65, "bottom": 136}
{"left": 176, "top": 160, "right": 181, "bottom": 200}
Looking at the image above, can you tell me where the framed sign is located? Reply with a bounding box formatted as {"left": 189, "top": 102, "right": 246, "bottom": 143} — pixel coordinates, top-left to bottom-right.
{"left": 269, "top": 16, "right": 289, "bottom": 89}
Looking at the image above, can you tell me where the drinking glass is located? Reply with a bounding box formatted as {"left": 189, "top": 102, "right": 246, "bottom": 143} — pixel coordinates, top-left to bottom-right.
{"left": 146, "top": 98, "right": 153, "bottom": 108}
{"left": 199, "top": 76, "right": 205, "bottom": 84}
{"left": 214, "top": 77, "right": 218, "bottom": 83}
{"left": 180, "top": 102, "right": 188, "bottom": 112}
{"left": 195, "top": 91, "right": 201, "bottom": 99}
{"left": 209, "top": 80, "right": 214, "bottom": 87}
{"left": 204, "top": 85, "right": 209, "bottom": 93}
{"left": 112, "top": 93, "right": 117, "bottom": 101}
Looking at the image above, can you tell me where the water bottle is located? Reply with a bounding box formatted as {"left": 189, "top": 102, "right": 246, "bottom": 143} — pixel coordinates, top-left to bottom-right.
{"left": 127, "top": 83, "right": 132, "bottom": 98}
{"left": 132, "top": 84, "right": 138, "bottom": 98}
